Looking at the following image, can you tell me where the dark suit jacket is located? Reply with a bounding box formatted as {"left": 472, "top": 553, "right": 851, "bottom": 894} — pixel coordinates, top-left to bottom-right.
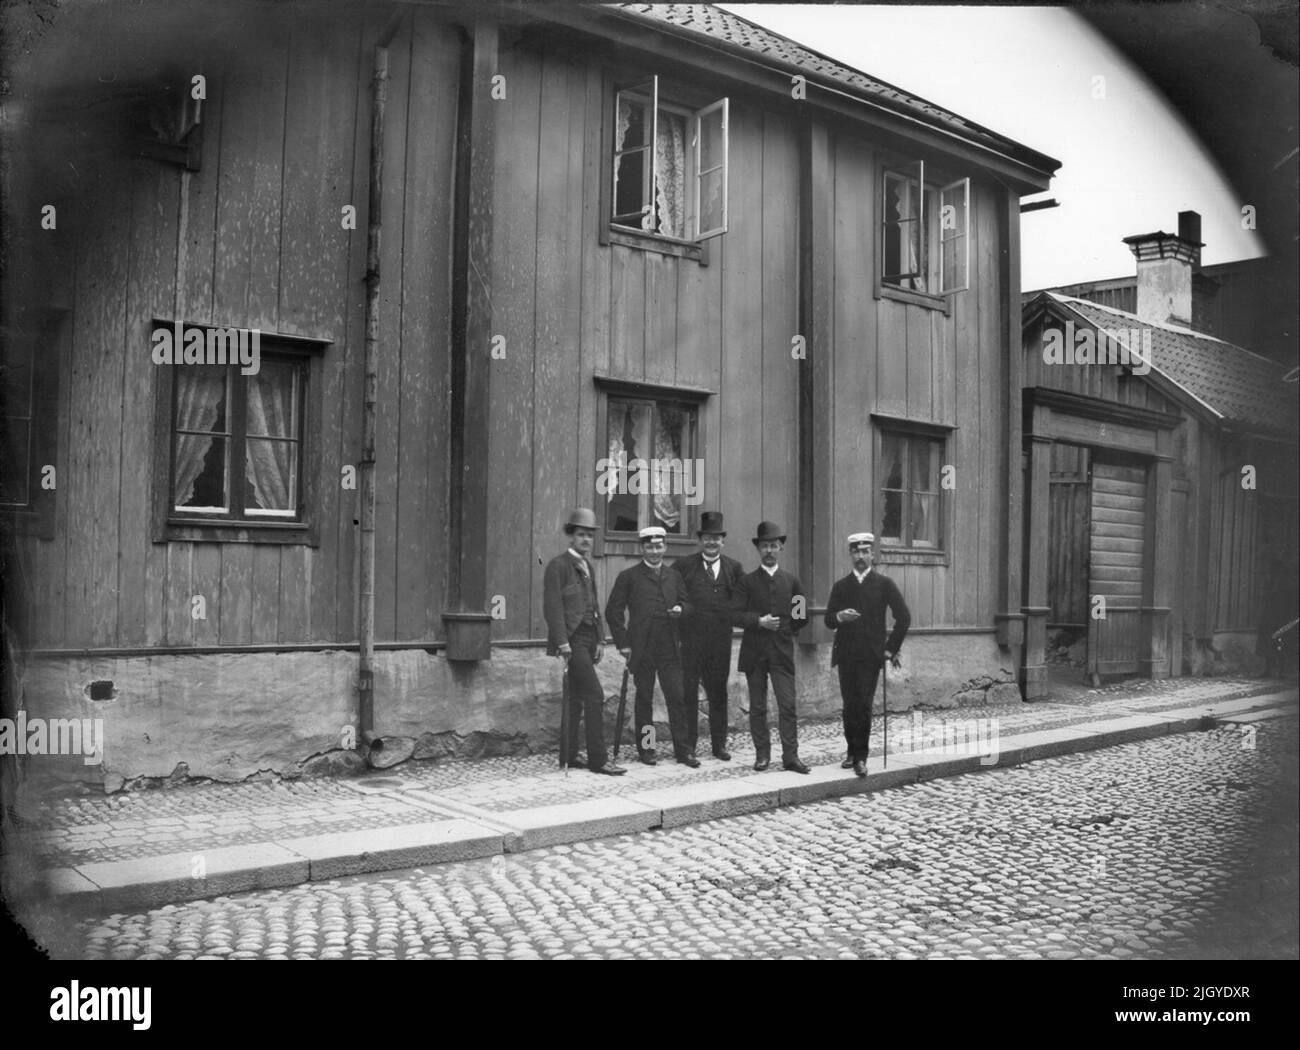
{"left": 731, "top": 566, "right": 807, "bottom": 674}
{"left": 823, "top": 569, "right": 910, "bottom": 667}
{"left": 542, "top": 551, "right": 602, "bottom": 655}
{"left": 604, "top": 562, "right": 693, "bottom": 672}
{"left": 674, "top": 552, "right": 745, "bottom": 639}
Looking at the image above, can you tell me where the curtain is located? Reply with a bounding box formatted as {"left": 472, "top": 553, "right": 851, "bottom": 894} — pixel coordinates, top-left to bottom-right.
{"left": 174, "top": 369, "right": 225, "bottom": 507}
{"left": 654, "top": 111, "right": 686, "bottom": 237}
{"left": 244, "top": 363, "right": 296, "bottom": 512}
{"left": 652, "top": 404, "right": 684, "bottom": 531}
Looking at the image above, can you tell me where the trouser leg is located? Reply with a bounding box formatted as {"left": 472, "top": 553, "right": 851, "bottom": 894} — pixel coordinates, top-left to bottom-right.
{"left": 746, "top": 668, "right": 771, "bottom": 758}
{"left": 681, "top": 645, "right": 702, "bottom": 752}
{"left": 567, "top": 627, "right": 606, "bottom": 768}
{"left": 703, "top": 633, "right": 731, "bottom": 752}
{"left": 839, "top": 659, "right": 880, "bottom": 761}
{"left": 633, "top": 658, "right": 657, "bottom": 755}
{"left": 769, "top": 665, "right": 798, "bottom": 763}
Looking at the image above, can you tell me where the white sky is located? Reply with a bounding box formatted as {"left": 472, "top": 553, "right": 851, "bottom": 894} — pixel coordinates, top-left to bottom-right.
{"left": 720, "top": 4, "right": 1266, "bottom": 290}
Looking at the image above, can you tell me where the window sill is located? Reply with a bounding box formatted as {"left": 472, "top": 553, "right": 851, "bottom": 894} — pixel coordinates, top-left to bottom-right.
{"left": 608, "top": 226, "right": 705, "bottom": 263}
{"left": 874, "top": 547, "right": 948, "bottom": 567}
{"left": 875, "top": 283, "right": 952, "bottom": 314}
{"left": 158, "top": 517, "right": 318, "bottom": 546}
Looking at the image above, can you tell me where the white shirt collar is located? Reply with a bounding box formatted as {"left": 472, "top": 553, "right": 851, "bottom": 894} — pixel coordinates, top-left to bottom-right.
{"left": 761, "top": 563, "right": 779, "bottom": 577}
{"left": 853, "top": 567, "right": 873, "bottom": 583}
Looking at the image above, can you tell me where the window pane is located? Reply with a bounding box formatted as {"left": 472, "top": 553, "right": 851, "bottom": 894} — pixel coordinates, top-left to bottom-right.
{"left": 652, "top": 402, "right": 688, "bottom": 533}
{"left": 176, "top": 435, "right": 228, "bottom": 510}
{"left": 882, "top": 434, "right": 905, "bottom": 490}
{"left": 910, "top": 438, "right": 938, "bottom": 494}
{"left": 698, "top": 168, "right": 725, "bottom": 236}
{"left": 911, "top": 492, "right": 938, "bottom": 548}
{"left": 246, "top": 360, "right": 297, "bottom": 438}
{"left": 173, "top": 367, "right": 228, "bottom": 511}
{"left": 882, "top": 489, "right": 903, "bottom": 543}
{"left": 614, "top": 93, "right": 653, "bottom": 228}
{"left": 244, "top": 438, "right": 297, "bottom": 514}
{"left": 606, "top": 398, "right": 652, "bottom": 532}
{"left": 654, "top": 108, "right": 687, "bottom": 238}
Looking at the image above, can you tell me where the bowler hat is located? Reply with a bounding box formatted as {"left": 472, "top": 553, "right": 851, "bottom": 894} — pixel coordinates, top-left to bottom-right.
{"left": 752, "top": 520, "right": 787, "bottom": 546}
{"left": 697, "top": 511, "right": 726, "bottom": 537}
{"left": 563, "top": 507, "right": 598, "bottom": 534}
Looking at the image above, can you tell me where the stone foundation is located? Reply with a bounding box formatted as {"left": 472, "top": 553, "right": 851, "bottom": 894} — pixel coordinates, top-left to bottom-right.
{"left": 14, "top": 632, "right": 1022, "bottom": 785}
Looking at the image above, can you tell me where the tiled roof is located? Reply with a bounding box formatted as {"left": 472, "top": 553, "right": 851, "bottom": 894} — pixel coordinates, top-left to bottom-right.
{"left": 610, "top": 4, "right": 1056, "bottom": 172}
{"left": 1043, "top": 293, "right": 1298, "bottom": 435}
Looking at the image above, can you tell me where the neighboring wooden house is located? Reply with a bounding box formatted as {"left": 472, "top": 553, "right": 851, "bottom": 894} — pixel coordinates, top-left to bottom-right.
{"left": 1024, "top": 213, "right": 1298, "bottom": 371}
{"left": 1021, "top": 216, "right": 1298, "bottom": 694}
{"left": 1, "top": 1, "right": 1056, "bottom": 782}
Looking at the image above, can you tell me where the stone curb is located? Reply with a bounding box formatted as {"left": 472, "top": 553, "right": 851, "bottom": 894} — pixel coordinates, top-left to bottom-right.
{"left": 41, "top": 691, "right": 1298, "bottom": 913}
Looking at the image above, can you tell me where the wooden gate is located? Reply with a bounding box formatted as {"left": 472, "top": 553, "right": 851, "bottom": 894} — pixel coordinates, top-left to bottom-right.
{"left": 1087, "top": 460, "right": 1147, "bottom": 680}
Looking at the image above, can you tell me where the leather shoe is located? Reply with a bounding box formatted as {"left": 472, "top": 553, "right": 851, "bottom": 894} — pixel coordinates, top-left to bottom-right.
{"left": 678, "top": 754, "right": 700, "bottom": 768}
{"left": 783, "top": 759, "right": 811, "bottom": 774}
{"left": 853, "top": 758, "right": 867, "bottom": 778}
{"left": 840, "top": 757, "right": 854, "bottom": 769}
{"left": 592, "top": 763, "right": 626, "bottom": 776}
{"left": 753, "top": 756, "right": 771, "bottom": 772}
{"left": 713, "top": 748, "right": 732, "bottom": 761}
{"left": 639, "top": 752, "right": 658, "bottom": 766}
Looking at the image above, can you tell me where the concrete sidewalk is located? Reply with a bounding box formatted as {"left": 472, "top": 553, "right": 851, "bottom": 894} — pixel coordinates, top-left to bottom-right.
{"left": 8, "top": 677, "right": 1296, "bottom": 914}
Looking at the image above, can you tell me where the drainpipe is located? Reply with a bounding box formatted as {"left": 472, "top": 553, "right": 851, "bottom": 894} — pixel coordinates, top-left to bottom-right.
{"left": 358, "top": 40, "right": 390, "bottom": 753}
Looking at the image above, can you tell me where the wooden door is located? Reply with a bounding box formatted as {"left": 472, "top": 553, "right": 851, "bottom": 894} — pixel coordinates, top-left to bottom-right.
{"left": 1087, "top": 459, "right": 1147, "bottom": 679}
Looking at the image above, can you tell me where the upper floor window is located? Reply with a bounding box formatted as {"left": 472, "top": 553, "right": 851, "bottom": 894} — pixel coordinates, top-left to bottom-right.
{"left": 881, "top": 160, "right": 969, "bottom": 297}
{"left": 612, "top": 75, "right": 728, "bottom": 244}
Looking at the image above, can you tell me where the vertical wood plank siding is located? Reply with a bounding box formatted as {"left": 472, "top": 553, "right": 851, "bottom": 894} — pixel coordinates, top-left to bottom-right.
{"left": 22, "top": 23, "right": 1018, "bottom": 652}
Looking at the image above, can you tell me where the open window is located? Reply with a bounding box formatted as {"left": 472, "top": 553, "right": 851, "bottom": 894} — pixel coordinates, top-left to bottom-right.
{"left": 880, "top": 160, "right": 970, "bottom": 299}
{"left": 611, "top": 75, "right": 728, "bottom": 245}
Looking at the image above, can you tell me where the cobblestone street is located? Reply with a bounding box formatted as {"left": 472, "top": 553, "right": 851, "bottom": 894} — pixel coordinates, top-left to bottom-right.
{"left": 35, "top": 712, "right": 1297, "bottom": 961}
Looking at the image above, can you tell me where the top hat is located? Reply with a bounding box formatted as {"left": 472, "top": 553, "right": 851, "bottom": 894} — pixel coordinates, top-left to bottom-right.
{"left": 752, "top": 520, "right": 787, "bottom": 546}
{"left": 563, "top": 507, "right": 598, "bottom": 533}
{"left": 697, "top": 511, "right": 727, "bottom": 537}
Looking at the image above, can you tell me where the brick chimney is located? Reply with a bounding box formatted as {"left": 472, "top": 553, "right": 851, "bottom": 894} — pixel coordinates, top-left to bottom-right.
{"left": 1123, "top": 210, "right": 1202, "bottom": 325}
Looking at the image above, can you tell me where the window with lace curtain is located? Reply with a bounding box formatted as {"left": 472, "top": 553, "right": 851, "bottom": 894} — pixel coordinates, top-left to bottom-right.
{"left": 880, "top": 160, "right": 969, "bottom": 300}
{"left": 603, "top": 394, "right": 699, "bottom": 536}
{"left": 169, "top": 356, "right": 305, "bottom": 521}
{"left": 154, "top": 325, "right": 324, "bottom": 541}
{"left": 611, "top": 75, "right": 728, "bottom": 245}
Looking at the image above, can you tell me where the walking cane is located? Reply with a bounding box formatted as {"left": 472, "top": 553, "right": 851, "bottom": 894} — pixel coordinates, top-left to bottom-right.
{"left": 882, "top": 654, "right": 887, "bottom": 770}
{"left": 559, "top": 663, "right": 570, "bottom": 771}
{"left": 613, "top": 666, "right": 631, "bottom": 760}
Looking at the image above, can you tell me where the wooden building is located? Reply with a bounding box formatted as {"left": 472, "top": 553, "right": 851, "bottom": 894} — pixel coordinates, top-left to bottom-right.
{"left": 1, "top": 1, "right": 1056, "bottom": 782}
{"left": 1021, "top": 216, "right": 1298, "bottom": 695}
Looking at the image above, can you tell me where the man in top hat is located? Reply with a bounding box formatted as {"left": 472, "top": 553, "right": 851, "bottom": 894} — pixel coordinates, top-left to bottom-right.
{"left": 605, "top": 526, "right": 697, "bottom": 766}
{"left": 824, "top": 532, "right": 911, "bottom": 777}
{"left": 730, "top": 521, "right": 810, "bottom": 773}
{"left": 673, "top": 511, "right": 745, "bottom": 760}
{"left": 543, "top": 507, "right": 625, "bottom": 775}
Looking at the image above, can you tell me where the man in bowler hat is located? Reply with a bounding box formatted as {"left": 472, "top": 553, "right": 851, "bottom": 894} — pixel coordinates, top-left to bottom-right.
{"left": 605, "top": 527, "right": 698, "bottom": 766}
{"left": 543, "top": 508, "right": 625, "bottom": 775}
{"left": 824, "top": 532, "right": 910, "bottom": 777}
{"left": 731, "top": 521, "right": 810, "bottom": 773}
{"left": 674, "top": 511, "right": 744, "bottom": 760}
